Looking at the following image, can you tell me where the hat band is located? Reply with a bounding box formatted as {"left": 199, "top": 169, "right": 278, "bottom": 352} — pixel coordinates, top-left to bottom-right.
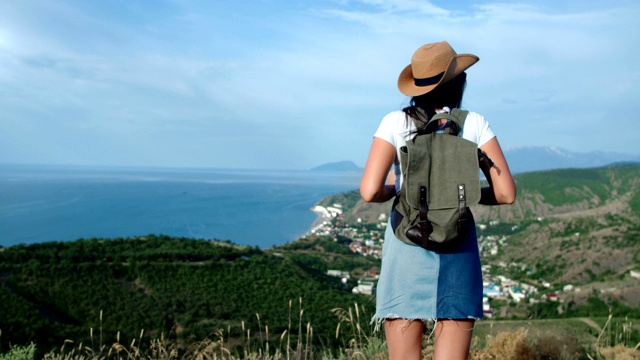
{"left": 414, "top": 71, "right": 444, "bottom": 87}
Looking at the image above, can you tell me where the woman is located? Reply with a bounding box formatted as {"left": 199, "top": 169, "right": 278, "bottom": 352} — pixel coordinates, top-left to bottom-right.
{"left": 360, "top": 41, "right": 516, "bottom": 360}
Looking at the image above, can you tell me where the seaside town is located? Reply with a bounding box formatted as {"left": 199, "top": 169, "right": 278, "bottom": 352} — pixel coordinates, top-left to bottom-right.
{"left": 307, "top": 203, "right": 591, "bottom": 318}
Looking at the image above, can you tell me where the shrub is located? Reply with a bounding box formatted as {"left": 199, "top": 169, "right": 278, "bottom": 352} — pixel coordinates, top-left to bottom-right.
{"left": 471, "top": 328, "right": 535, "bottom": 360}
{"left": 533, "top": 335, "right": 585, "bottom": 359}
{"left": 0, "top": 344, "right": 36, "bottom": 360}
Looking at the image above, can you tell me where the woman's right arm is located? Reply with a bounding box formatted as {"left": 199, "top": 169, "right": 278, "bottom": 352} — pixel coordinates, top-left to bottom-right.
{"left": 479, "top": 137, "right": 516, "bottom": 205}
{"left": 360, "top": 137, "right": 397, "bottom": 203}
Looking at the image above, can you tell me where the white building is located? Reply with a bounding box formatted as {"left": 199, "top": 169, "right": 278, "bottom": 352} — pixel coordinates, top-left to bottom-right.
{"left": 352, "top": 279, "right": 376, "bottom": 295}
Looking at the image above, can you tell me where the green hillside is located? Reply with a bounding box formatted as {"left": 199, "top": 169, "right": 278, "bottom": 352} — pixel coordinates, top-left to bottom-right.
{"left": 470, "top": 164, "right": 640, "bottom": 300}
{"left": 320, "top": 163, "right": 640, "bottom": 308}
{"left": 0, "top": 235, "right": 377, "bottom": 355}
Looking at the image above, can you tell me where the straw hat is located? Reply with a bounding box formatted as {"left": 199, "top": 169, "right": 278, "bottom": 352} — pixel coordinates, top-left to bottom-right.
{"left": 398, "top": 41, "right": 479, "bottom": 96}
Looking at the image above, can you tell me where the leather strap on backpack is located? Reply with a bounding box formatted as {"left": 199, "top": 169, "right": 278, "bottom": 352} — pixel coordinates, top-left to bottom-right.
{"left": 404, "top": 186, "right": 433, "bottom": 249}
{"left": 457, "top": 184, "right": 469, "bottom": 238}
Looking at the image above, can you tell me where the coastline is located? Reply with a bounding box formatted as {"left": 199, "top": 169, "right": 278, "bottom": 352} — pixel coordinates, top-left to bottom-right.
{"left": 300, "top": 203, "right": 344, "bottom": 240}
{"left": 310, "top": 207, "right": 330, "bottom": 228}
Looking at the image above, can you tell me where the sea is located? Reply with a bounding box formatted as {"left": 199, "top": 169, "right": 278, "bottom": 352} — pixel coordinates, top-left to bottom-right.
{"left": 0, "top": 164, "right": 361, "bottom": 249}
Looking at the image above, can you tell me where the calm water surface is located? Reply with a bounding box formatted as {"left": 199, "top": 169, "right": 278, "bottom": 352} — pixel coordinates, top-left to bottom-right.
{"left": 0, "top": 164, "right": 360, "bottom": 248}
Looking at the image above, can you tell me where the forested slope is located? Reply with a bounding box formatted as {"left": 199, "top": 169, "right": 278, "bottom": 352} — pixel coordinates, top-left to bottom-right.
{"left": 0, "top": 235, "right": 377, "bottom": 353}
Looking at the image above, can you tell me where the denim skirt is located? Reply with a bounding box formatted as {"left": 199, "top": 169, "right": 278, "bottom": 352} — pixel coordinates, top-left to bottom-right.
{"left": 373, "top": 211, "right": 483, "bottom": 322}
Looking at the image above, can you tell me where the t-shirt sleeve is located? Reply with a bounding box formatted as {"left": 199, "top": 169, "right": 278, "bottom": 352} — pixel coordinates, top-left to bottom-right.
{"left": 373, "top": 112, "right": 403, "bottom": 148}
{"left": 465, "top": 111, "right": 495, "bottom": 147}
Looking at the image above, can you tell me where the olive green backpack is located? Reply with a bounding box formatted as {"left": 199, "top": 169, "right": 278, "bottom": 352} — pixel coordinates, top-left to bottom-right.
{"left": 391, "top": 108, "right": 481, "bottom": 251}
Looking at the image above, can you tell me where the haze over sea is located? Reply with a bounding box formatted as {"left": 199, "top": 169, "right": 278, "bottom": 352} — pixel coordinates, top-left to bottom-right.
{"left": 0, "top": 164, "right": 361, "bottom": 249}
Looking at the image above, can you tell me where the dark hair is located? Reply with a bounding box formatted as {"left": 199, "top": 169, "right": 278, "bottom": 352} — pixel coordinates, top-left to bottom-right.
{"left": 403, "top": 72, "right": 467, "bottom": 121}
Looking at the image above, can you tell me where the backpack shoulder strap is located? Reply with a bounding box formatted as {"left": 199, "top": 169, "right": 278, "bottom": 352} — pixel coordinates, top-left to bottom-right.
{"left": 410, "top": 108, "right": 470, "bottom": 134}
{"left": 427, "top": 108, "right": 469, "bottom": 135}
{"left": 428, "top": 108, "right": 468, "bottom": 126}
{"left": 450, "top": 108, "right": 469, "bottom": 128}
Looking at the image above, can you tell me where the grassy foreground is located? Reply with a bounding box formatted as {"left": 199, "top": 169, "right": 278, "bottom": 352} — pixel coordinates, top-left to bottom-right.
{"left": 2, "top": 304, "right": 640, "bottom": 360}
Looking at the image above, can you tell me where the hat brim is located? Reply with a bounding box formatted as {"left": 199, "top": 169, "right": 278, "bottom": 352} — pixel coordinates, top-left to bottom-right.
{"left": 397, "top": 53, "right": 479, "bottom": 97}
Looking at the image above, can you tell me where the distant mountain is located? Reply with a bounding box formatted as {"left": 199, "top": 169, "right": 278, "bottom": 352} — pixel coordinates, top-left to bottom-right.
{"left": 310, "top": 160, "right": 362, "bottom": 172}
{"left": 504, "top": 146, "right": 640, "bottom": 174}
{"left": 314, "top": 147, "right": 639, "bottom": 175}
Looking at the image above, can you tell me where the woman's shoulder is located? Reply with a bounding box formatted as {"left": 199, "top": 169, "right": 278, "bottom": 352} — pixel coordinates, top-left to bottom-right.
{"left": 461, "top": 110, "right": 488, "bottom": 128}
{"left": 460, "top": 109, "right": 495, "bottom": 145}
{"left": 374, "top": 110, "right": 412, "bottom": 142}
{"left": 379, "top": 110, "right": 410, "bottom": 129}
{"left": 462, "top": 110, "right": 484, "bottom": 121}
{"left": 382, "top": 110, "right": 408, "bottom": 121}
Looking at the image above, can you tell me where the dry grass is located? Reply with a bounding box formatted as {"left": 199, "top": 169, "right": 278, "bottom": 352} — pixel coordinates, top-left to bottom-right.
{"left": 3, "top": 304, "right": 640, "bottom": 360}
{"left": 40, "top": 299, "right": 319, "bottom": 360}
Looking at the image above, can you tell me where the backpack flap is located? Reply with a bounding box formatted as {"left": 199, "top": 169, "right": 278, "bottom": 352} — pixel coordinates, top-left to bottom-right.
{"left": 403, "top": 135, "right": 480, "bottom": 210}
{"left": 427, "top": 135, "right": 481, "bottom": 209}
{"left": 425, "top": 134, "right": 481, "bottom": 242}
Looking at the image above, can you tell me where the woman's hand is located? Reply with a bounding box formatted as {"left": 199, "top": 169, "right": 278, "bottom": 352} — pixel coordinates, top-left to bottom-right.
{"left": 360, "top": 137, "right": 397, "bottom": 203}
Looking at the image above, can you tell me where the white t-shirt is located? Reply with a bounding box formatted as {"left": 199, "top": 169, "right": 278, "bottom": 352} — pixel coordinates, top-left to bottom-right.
{"left": 373, "top": 109, "right": 496, "bottom": 193}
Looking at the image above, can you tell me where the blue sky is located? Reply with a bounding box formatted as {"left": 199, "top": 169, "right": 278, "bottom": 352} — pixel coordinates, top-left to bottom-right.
{"left": 1, "top": 0, "right": 639, "bottom": 169}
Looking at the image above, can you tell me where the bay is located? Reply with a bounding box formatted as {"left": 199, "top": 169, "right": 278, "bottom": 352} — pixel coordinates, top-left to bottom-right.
{"left": 0, "top": 164, "right": 360, "bottom": 248}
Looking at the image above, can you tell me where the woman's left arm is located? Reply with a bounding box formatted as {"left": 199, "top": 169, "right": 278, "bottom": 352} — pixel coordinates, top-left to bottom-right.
{"left": 360, "top": 137, "right": 397, "bottom": 203}
{"left": 479, "top": 137, "right": 516, "bottom": 205}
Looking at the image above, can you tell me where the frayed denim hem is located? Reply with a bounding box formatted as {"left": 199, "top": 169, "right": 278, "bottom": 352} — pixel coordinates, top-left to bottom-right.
{"left": 371, "top": 315, "right": 434, "bottom": 333}
{"left": 371, "top": 315, "right": 479, "bottom": 333}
